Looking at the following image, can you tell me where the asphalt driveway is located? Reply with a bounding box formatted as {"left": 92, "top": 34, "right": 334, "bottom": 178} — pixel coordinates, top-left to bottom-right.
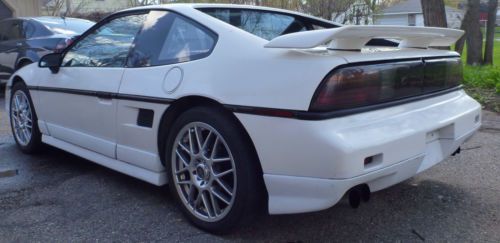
{"left": 1, "top": 91, "right": 499, "bottom": 242}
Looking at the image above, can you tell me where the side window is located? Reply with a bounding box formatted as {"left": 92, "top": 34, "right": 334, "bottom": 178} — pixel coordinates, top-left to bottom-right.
{"left": 128, "top": 11, "right": 216, "bottom": 67}
{"left": 1, "top": 20, "right": 23, "bottom": 41}
{"left": 25, "top": 21, "right": 51, "bottom": 38}
{"left": 62, "top": 14, "right": 147, "bottom": 68}
{"left": 22, "top": 21, "right": 36, "bottom": 39}
{"left": 0, "top": 22, "right": 7, "bottom": 41}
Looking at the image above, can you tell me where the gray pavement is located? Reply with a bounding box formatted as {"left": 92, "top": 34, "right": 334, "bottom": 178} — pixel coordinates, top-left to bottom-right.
{"left": 0, "top": 91, "right": 499, "bottom": 242}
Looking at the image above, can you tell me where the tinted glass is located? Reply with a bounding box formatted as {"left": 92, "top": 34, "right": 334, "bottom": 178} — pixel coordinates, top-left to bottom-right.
{"left": 200, "top": 9, "right": 306, "bottom": 40}
{"left": 0, "top": 20, "right": 23, "bottom": 41}
{"left": 0, "top": 21, "right": 8, "bottom": 41}
{"left": 24, "top": 20, "right": 54, "bottom": 38}
{"left": 311, "top": 58, "right": 462, "bottom": 112}
{"left": 22, "top": 21, "right": 35, "bottom": 38}
{"left": 128, "top": 11, "right": 216, "bottom": 67}
{"left": 62, "top": 14, "right": 146, "bottom": 68}
{"left": 423, "top": 58, "right": 462, "bottom": 92}
{"left": 36, "top": 17, "right": 95, "bottom": 35}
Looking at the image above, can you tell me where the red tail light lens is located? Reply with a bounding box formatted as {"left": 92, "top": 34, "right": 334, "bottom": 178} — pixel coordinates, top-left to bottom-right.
{"left": 310, "top": 58, "right": 462, "bottom": 112}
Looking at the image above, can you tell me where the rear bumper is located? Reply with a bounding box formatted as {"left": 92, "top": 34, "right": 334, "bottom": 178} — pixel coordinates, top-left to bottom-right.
{"left": 235, "top": 90, "right": 481, "bottom": 214}
{"left": 264, "top": 128, "right": 475, "bottom": 214}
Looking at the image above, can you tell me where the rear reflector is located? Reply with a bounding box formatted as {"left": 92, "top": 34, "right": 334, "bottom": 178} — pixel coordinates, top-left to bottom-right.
{"left": 310, "top": 57, "right": 462, "bottom": 112}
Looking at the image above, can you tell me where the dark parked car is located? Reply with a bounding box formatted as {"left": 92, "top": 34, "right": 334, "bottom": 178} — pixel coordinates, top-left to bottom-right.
{"left": 0, "top": 16, "right": 94, "bottom": 85}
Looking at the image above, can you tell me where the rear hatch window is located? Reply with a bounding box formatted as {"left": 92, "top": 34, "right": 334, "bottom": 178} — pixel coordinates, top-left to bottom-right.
{"left": 198, "top": 8, "right": 335, "bottom": 40}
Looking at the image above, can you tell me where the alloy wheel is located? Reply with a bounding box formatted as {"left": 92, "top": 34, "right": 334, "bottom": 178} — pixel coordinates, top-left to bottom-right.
{"left": 11, "top": 90, "right": 33, "bottom": 146}
{"left": 171, "top": 122, "right": 237, "bottom": 222}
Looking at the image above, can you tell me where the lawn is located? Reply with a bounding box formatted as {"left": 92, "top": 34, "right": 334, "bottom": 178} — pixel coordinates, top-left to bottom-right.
{"left": 459, "top": 27, "right": 500, "bottom": 112}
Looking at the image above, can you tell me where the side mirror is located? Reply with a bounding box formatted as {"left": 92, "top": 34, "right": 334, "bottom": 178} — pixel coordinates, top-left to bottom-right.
{"left": 39, "top": 53, "right": 62, "bottom": 74}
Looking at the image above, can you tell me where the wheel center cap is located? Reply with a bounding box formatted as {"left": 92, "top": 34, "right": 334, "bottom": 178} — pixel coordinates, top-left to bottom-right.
{"left": 195, "top": 163, "right": 210, "bottom": 181}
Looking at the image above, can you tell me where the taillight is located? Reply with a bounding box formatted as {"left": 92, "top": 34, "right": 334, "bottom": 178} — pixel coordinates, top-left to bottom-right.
{"left": 310, "top": 58, "right": 462, "bottom": 112}
{"left": 423, "top": 58, "right": 462, "bottom": 92}
{"left": 54, "top": 38, "right": 73, "bottom": 52}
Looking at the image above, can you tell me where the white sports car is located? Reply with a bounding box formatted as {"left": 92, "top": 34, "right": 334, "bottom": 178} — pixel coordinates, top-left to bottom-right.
{"left": 5, "top": 4, "right": 481, "bottom": 233}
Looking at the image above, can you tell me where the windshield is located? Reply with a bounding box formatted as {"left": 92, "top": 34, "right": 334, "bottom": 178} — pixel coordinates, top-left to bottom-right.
{"left": 36, "top": 17, "right": 95, "bottom": 35}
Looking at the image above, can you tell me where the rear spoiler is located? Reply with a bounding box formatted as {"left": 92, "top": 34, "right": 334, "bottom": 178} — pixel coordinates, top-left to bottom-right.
{"left": 265, "top": 25, "right": 464, "bottom": 50}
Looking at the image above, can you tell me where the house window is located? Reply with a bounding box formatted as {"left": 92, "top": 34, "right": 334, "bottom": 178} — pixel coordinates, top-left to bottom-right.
{"left": 408, "top": 14, "right": 416, "bottom": 26}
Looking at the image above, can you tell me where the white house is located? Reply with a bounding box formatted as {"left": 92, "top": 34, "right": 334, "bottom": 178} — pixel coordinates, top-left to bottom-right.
{"left": 0, "top": 0, "right": 41, "bottom": 19}
{"left": 374, "top": 0, "right": 464, "bottom": 29}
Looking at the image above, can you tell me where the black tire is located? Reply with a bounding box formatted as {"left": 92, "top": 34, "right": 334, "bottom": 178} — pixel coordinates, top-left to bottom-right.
{"left": 9, "top": 82, "right": 43, "bottom": 153}
{"left": 165, "top": 105, "right": 265, "bottom": 234}
{"left": 0, "top": 83, "right": 5, "bottom": 97}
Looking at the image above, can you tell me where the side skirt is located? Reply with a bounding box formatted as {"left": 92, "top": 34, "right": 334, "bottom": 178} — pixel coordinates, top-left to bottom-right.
{"left": 42, "top": 135, "right": 167, "bottom": 186}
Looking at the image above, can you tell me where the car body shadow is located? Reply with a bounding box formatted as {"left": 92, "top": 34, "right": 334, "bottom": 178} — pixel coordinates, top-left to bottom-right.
{"left": 223, "top": 179, "right": 475, "bottom": 242}
{"left": 0, "top": 130, "right": 480, "bottom": 242}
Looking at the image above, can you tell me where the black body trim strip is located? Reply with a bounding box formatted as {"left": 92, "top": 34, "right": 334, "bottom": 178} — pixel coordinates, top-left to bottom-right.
{"left": 30, "top": 86, "right": 112, "bottom": 97}
{"left": 115, "top": 93, "right": 175, "bottom": 104}
{"left": 225, "top": 86, "right": 463, "bottom": 120}
{"left": 27, "top": 86, "right": 175, "bottom": 104}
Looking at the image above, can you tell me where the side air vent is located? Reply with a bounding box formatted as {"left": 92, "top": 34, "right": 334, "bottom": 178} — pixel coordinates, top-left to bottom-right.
{"left": 137, "top": 109, "right": 154, "bottom": 128}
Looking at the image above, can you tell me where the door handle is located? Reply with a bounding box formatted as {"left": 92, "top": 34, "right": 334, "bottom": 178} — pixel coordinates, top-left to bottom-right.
{"left": 16, "top": 42, "right": 23, "bottom": 47}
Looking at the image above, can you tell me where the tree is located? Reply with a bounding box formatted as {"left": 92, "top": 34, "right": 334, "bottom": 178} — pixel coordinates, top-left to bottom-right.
{"left": 464, "top": 0, "right": 483, "bottom": 65}
{"left": 43, "top": 0, "right": 65, "bottom": 16}
{"left": 483, "top": 0, "right": 498, "bottom": 65}
{"left": 66, "top": 0, "right": 90, "bottom": 16}
{"left": 421, "top": 0, "right": 450, "bottom": 50}
{"left": 129, "top": 0, "right": 161, "bottom": 6}
{"left": 421, "top": 0, "right": 447, "bottom": 28}
{"left": 43, "top": 0, "right": 90, "bottom": 16}
{"left": 292, "top": 0, "right": 355, "bottom": 21}
{"left": 455, "top": 7, "right": 469, "bottom": 55}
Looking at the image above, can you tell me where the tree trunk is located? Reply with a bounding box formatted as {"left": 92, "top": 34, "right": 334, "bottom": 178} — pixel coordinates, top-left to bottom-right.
{"left": 483, "top": 0, "right": 498, "bottom": 65}
{"left": 465, "top": 0, "right": 483, "bottom": 65}
{"left": 421, "top": 0, "right": 447, "bottom": 28}
{"left": 455, "top": 8, "right": 470, "bottom": 55}
{"left": 421, "top": 0, "right": 449, "bottom": 50}
{"left": 65, "top": 0, "right": 71, "bottom": 16}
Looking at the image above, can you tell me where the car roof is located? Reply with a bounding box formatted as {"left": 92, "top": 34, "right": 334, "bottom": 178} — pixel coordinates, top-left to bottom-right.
{"left": 29, "top": 16, "right": 94, "bottom": 24}
{"left": 0, "top": 16, "right": 93, "bottom": 24}
{"left": 122, "top": 3, "right": 340, "bottom": 26}
{"left": 0, "top": 16, "right": 95, "bottom": 23}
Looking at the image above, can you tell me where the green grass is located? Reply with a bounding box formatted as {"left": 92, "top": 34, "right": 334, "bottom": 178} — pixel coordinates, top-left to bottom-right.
{"left": 462, "top": 64, "right": 500, "bottom": 112}
{"left": 458, "top": 27, "right": 500, "bottom": 112}
{"left": 461, "top": 39, "right": 500, "bottom": 93}
{"left": 460, "top": 27, "right": 500, "bottom": 64}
